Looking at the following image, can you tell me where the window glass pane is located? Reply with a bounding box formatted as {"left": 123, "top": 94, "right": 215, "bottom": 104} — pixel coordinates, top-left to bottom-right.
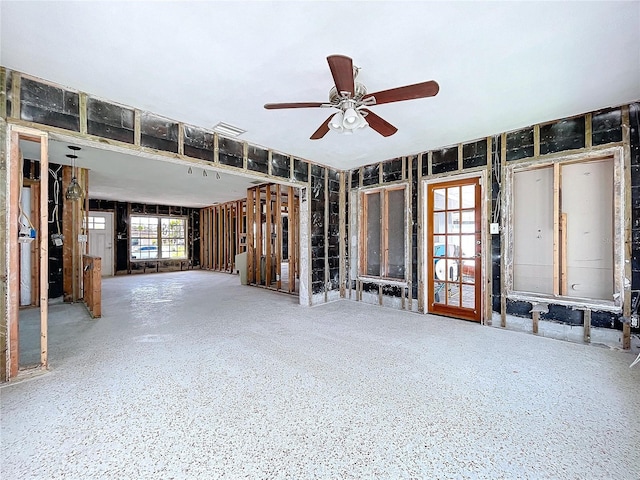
{"left": 387, "top": 189, "right": 405, "bottom": 279}
{"left": 513, "top": 167, "right": 554, "bottom": 294}
{"left": 460, "top": 210, "right": 475, "bottom": 233}
{"left": 460, "top": 235, "right": 475, "bottom": 258}
{"left": 131, "top": 215, "right": 186, "bottom": 260}
{"left": 366, "top": 193, "right": 381, "bottom": 276}
{"left": 562, "top": 159, "right": 613, "bottom": 300}
{"left": 433, "top": 189, "right": 446, "bottom": 210}
{"left": 447, "top": 186, "right": 460, "bottom": 209}
{"left": 434, "top": 212, "right": 446, "bottom": 234}
{"left": 461, "top": 185, "right": 475, "bottom": 208}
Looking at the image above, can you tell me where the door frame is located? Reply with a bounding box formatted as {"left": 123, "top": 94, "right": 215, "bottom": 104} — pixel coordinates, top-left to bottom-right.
{"left": 422, "top": 171, "right": 489, "bottom": 323}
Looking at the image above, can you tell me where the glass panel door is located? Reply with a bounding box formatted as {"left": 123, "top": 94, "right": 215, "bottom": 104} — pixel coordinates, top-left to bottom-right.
{"left": 427, "top": 178, "right": 481, "bottom": 322}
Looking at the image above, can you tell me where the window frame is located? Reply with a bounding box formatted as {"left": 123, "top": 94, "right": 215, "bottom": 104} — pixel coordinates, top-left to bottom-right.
{"left": 130, "top": 214, "right": 188, "bottom": 261}
{"left": 504, "top": 147, "right": 625, "bottom": 312}
{"left": 359, "top": 185, "right": 408, "bottom": 282}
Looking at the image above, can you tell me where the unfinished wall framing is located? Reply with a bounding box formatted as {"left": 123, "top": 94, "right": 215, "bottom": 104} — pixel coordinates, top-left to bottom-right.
{"left": 245, "top": 184, "right": 299, "bottom": 294}
{"left": 200, "top": 200, "right": 246, "bottom": 273}
{"left": 347, "top": 103, "right": 638, "bottom": 348}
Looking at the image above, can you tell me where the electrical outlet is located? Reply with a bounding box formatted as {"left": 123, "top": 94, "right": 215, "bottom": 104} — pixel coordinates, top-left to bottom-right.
{"left": 78, "top": 234, "right": 88, "bottom": 242}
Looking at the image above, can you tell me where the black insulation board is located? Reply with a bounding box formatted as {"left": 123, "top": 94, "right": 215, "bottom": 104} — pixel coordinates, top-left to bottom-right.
{"left": 592, "top": 108, "right": 622, "bottom": 146}
{"left": 21, "top": 78, "right": 80, "bottom": 132}
{"left": 271, "top": 153, "right": 290, "bottom": 179}
{"left": 362, "top": 164, "right": 379, "bottom": 186}
{"left": 463, "top": 140, "right": 487, "bottom": 169}
{"left": 506, "top": 128, "right": 534, "bottom": 161}
{"left": 218, "top": 137, "right": 244, "bottom": 168}
{"left": 183, "top": 125, "right": 214, "bottom": 162}
{"left": 140, "top": 113, "right": 178, "bottom": 153}
{"left": 247, "top": 146, "right": 269, "bottom": 174}
{"left": 87, "top": 98, "right": 135, "bottom": 144}
{"left": 383, "top": 158, "right": 403, "bottom": 183}
{"left": 539, "top": 116, "right": 585, "bottom": 155}
{"left": 432, "top": 146, "right": 458, "bottom": 174}
{"left": 294, "top": 158, "right": 309, "bottom": 183}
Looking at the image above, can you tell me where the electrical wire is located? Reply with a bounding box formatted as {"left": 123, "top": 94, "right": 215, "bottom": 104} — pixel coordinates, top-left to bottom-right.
{"left": 17, "top": 151, "right": 35, "bottom": 233}
{"left": 49, "top": 165, "right": 62, "bottom": 235}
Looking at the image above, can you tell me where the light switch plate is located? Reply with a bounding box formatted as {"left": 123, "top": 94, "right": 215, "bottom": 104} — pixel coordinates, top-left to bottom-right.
{"left": 490, "top": 223, "right": 500, "bottom": 235}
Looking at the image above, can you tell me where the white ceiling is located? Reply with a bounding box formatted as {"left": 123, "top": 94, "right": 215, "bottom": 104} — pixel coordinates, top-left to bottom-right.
{"left": 2, "top": 1, "right": 639, "bottom": 207}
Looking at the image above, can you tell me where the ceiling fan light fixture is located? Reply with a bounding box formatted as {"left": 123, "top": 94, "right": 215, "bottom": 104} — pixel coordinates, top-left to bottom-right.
{"left": 343, "top": 108, "right": 367, "bottom": 131}
{"left": 328, "top": 111, "right": 344, "bottom": 132}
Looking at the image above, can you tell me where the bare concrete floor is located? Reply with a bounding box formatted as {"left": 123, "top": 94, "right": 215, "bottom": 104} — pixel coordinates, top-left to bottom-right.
{"left": 2, "top": 271, "right": 640, "bottom": 479}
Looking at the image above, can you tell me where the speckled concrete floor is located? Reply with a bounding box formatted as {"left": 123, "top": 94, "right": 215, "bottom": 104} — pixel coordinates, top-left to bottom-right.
{"left": 2, "top": 271, "right": 640, "bottom": 479}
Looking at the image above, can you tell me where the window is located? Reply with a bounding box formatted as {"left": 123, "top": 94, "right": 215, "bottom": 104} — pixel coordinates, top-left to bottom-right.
{"left": 360, "top": 186, "right": 406, "bottom": 280}
{"left": 86, "top": 216, "right": 106, "bottom": 230}
{"left": 130, "top": 216, "right": 187, "bottom": 260}
{"left": 510, "top": 155, "right": 620, "bottom": 304}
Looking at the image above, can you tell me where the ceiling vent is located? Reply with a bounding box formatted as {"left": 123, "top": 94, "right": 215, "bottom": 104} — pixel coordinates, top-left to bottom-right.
{"left": 212, "top": 122, "right": 246, "bottom": 137}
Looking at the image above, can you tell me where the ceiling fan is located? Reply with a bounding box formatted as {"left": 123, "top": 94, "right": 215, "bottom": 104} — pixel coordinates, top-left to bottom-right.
{"left": 264, "top": 54, "right": 439, "bottom": 140}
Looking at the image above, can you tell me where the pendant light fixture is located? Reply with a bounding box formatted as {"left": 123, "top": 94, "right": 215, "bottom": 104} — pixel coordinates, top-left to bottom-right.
{"left": 65, "top": 146, "right": 84, "bottom": 201}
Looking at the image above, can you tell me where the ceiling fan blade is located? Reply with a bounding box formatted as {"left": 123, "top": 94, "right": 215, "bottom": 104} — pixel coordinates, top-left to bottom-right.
{"left": 364, "top": 80, "right": 439, "bottom": 106}
{"left": 327, "top": 55, "right": 355, "bottom": 96}
{"left": 310, "top": 115, "right": 333, "bottom": 140}
{"left": 361, "top": 109, "right": 398, "bottom": 137}
{"left": 264, "top": 102, "right": 326, "bottom": 109}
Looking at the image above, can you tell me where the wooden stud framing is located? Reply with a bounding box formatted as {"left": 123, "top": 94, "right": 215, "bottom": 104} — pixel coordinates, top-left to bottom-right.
{"left": 407, "top": 157, "right": 413, "bottom": 311}
{"left": 484, "top": 136, "right": 493, "bottom": 324}
{"left": 8, "top": 127, "right": 50, "bottom": 376}
{"left": 275, "top": 184, "right": 282, "bottom": 290}
{"left": 247, "top": 188, "right": 255, "bottom": 283}
{"left": 339, "top": 171, "right": 346, "bottom": 298}
{"left": 0, "top": 67, "right": 6, "bottom": 120}
{"left": 38, "top": 135, "right": 49, "bottom": 369}
{"left": 8, "top": 131, "right": 21, "bottom": 377}
{"left": 622, "top": 105, "right": 632, "bottom": 349}
{"left": 11, "top": 71, "right": 20, "bottom": 119}
{"left": 266, "top": 185, "right": 272, "bottom": 286}
{"left": 417, "top": 153, "right": 424, "bottom": 313}
{"left": 325, "top": 169, "right": 329, "bottom": 302}
{"left": 583, "top": 309, "right": 592, "bottom": 343}
{"left": 559, "top": 212, "right": 568, "bottom": 295}
{"left": 533, "top": 124, "right": 541, "bottom": 158}
{"left": 255, "top": 187, "right": 262, "bottom": 286}
{"left": 553, "top": 162, "right": 561, "bottom": 295}
{"left": 133, "top": 109, "right": 141, "bottom": 146}
{"left": 500, "top": 132, "right": 507, "bottom": 328}
{"left": 178, "top": 123, "right": 184, "bottom": 156}
{"left": 79, "top": 92, "right": 88, "bottom": 135}
{"left": 288, "top": 187, "right": 296, "bottom": 293}
{"left": 585, "top": 113, "right": 593, "bottom": 150}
